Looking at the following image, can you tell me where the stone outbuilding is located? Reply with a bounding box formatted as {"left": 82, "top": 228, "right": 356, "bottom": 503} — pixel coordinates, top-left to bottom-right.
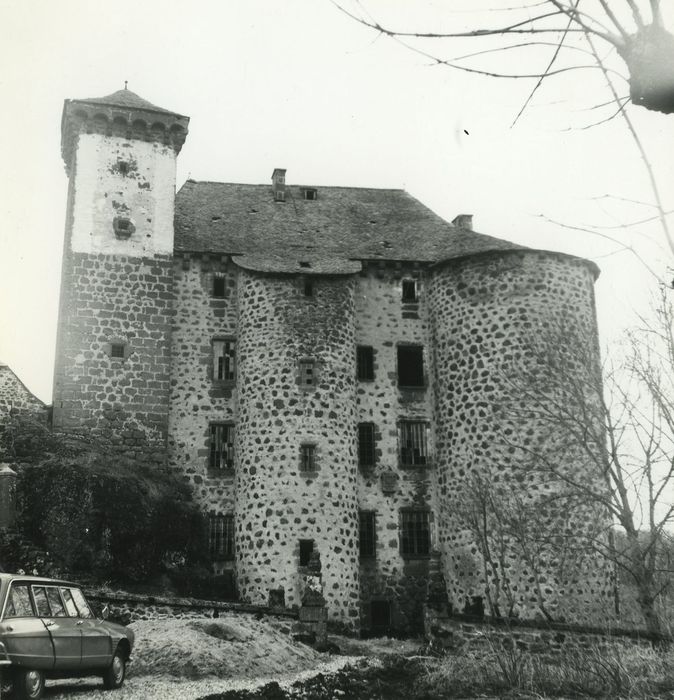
{"left": 51, "top": 88, "right": 613, "bottom": 633}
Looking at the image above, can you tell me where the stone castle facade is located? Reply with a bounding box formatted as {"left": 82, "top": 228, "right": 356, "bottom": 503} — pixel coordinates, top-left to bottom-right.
{"left": 52, "top": 89, "right": 612, "bottom": 633}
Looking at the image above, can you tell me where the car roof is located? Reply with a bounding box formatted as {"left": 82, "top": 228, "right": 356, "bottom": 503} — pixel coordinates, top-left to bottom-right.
{"left": 0, "top": 573, "right": 80, "bottom": 588}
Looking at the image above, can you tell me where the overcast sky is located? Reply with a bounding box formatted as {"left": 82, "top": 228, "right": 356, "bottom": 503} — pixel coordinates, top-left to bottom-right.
{"left": 0, "top": 0, "right": 673, "bottom": 403}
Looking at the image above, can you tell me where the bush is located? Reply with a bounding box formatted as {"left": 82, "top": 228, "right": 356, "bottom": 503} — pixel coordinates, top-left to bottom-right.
{"left": 14, "top": 455, "right": 208, "bottom": 583}
{"left": 170, "top": 569, "right": 237, "bottom": 601}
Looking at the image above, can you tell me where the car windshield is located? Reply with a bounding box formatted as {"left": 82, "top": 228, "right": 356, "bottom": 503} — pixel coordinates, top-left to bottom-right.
{"left": 4, "top": 583, "right": 34, "bottom": 618}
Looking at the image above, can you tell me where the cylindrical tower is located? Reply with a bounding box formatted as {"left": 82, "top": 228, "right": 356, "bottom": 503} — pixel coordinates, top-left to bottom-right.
{"left": 235, "top": 266, "right": 360, "bottom": 626}
{"left": 429, "top": 249, "right": 612, "bottom": 623}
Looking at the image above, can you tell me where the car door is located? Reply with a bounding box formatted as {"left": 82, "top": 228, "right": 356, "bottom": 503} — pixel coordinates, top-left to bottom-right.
{"left": 69, "top": 588, "right": 112, "bottom": 669}
{"left": 32, "top": 585, "right": 82, "bottom": 670}
{"left": 0, "top": 582, "right": 54, "bottom": 670}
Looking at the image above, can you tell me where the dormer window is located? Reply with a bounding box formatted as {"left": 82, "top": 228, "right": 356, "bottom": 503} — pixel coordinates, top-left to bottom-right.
{"left": 274, "top": 190, "right": 286, "bottom": 203}
{"left": 302, "top": 188, "right": 317, "bottom": 201}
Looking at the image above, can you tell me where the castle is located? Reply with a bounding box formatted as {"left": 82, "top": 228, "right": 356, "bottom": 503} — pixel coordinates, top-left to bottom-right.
{"left": 52, "top": 88, "right": 611, "bottom": 633}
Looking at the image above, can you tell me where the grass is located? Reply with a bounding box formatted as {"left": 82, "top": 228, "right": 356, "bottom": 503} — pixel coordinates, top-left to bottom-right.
{"left": 417, "top": 641, "right": 674, "bottom": 698}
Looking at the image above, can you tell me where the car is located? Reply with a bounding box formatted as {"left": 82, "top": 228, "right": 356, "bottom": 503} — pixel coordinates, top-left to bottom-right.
{"left": 0, "top": 573, "right": 134, "bottom": 699}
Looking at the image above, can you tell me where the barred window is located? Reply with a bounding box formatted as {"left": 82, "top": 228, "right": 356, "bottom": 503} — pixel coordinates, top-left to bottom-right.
{"left": 400, "top": 509, "right": 431, "bottom": 557}
{"left": 209, "top": 423, "right": 235, "bottom": 470}
{"left": 359, "top": 511, "right": 376, "bottom": 559}
{"left": 299, "top": 359, "right": 316, "bottom": 387}
{"left": 358, "top": 423, "right": 376, "bottom": 468}
{"left": 356, "top": 346, "right": 374, "bottom": 381}
{"left": 399, "top": 421, "right": 428, "bottom": 467}
{"left": 300, "top": 443, "right": 316, "bottom": 472}
{"left": 209, "top": 514, "right": 234, "bottom": 560}
{"left": 397, "top": 345, "right": 424, "bottom": 387}
{"left": 213, "top": 339, "right": 236, "bottom": 381}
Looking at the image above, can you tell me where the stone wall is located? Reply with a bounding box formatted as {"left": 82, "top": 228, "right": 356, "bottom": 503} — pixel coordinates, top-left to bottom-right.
{"left": 52, "top": 253, "right": 173, "bottom": 464}
{"left": 424, "top": 607, "right": 667, "bottom": 654}
{"left": 428, "top": 250, "right": 613, "bottom": 624}
{"left": 167, "top": 254, "right": 238, "bottom": 515}
{"left": 0, "top": 365, "right": 45, "bottom": 421}
{"left": 235, "top": 269, "right": 360, "bottom": 627}
{"left": 354, "top": 267, "right": 437, "bottom": 634}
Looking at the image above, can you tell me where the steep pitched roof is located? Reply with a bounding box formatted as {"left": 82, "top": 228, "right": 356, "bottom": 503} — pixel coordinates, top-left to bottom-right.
{"left": 174, "top": 180, "right": 524, "bottom": 266}
{"left": 75, "top": 88, "right": 184, "bottom": 117}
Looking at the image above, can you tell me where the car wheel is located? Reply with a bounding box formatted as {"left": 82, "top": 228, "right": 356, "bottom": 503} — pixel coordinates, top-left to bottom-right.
{"left": 102, "top": 648, "right": 126, "bottom": 690}
{"left": 13, "top": 668, "right": 45, "bottom": 700}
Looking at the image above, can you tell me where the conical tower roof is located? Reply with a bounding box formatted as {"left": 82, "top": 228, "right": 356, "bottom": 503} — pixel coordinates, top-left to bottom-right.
{"left": 76, "top": 87, "right": 184, "bottom": 117}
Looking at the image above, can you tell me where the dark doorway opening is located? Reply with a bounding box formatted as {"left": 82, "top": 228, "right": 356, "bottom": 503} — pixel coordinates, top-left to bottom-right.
{"left": 370, "top": 599, "right": 391, "bottom": 635}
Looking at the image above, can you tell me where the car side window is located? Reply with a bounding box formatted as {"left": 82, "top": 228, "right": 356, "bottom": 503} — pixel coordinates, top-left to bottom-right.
{"left": 32, "top": 586, "right": 52, "bottom": 617}
{"left": 70, "top": 588, "right": 93, "bottom": 619}
{"left": 60, "top": 588, "right": 79, "bottom": 617}
{"left": 45, "top": 587, "right": 67, "bottom": 617}
{"left": 4, "top": 583, "right": 34, "bottom": 618}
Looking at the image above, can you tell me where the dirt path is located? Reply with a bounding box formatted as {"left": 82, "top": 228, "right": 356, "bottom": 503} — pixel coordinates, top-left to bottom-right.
{"left": 44, "top": 657, "right": 361, "bottom": 700}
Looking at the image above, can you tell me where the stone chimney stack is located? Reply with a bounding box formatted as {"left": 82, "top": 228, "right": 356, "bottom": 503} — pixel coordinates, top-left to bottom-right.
{"left": 452, "top": 214, "right": 473, "bottom": 230}
{"left": 272, "top": 168, "right": 287, "bottom": 202}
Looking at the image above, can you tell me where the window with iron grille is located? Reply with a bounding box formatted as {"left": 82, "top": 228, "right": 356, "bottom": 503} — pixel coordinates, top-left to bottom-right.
{"left": 359, "top": 511, "right": 376, "bottom": 559}
{"left": 400, "top": 509, "right": 431, "bottom": 557}
{"left": 356, "top": 345, "right": 374, "bottom": 381}
{"left": 402, "top": 279, "right": 418, "bottom": 302}
{"left": 358, "top": 423, "right": 376, "bottom": 468}
{"left": 209, "top": 514, "right": 234, "bottom": 560}
{"left": 399, "top": 421, "right": 429, "bottom": 467}
{"left": 397, "top": 345, "right": 424, "bottom": 387}
{"left": 300, "top": 443, "right": 316, "bottom": 472}
{"left": 209, "top": 423, "right": 235, "bottom": 470}
{"left": 299, "top": 359, "right": 316, "bottom": 387}
{"left": 213, "top": 339, "right": 236, "bottom": 381}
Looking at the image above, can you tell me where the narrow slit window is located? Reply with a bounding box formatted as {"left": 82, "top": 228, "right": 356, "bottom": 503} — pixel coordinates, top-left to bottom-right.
{"left": 399, "top": 421, "right": 429, "bottom": 467}
{"left": 356, "top": 346, "right": 374, "bottom": 381}
{"left": 299, "top": 539, "right": 314, "bottom": 567}
{"left": 304, "top": 279, "right": 314, "bottom": 297}
{"left": 400, "top": 509, "right": 431, "bottom": 557}
{"left": 397, "top": 345, "right": 424, "bottom": 387}
{"left": 209, "top": 514, "right": 235, "bottom": 560}
{"left": 209, "top": 423, "right": 235, "bottom": 470}
{"left": 359, "top": 511, "right": 376, "bottom": 559}
{"left": 300, "top": 443, "right": 316, "bottom": 472}
{"left": 213, "top": 339, "right": 236, "bottom": 381}
{"left": 358, "top": 423, "right": 376, "bottom": 468}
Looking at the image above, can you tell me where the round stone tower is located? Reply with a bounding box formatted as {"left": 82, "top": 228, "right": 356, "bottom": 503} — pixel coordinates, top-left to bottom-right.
{"left": 235, "top": 265, "right": 361, "bottom": 626}
{"left": 54, "top": 88, "right": 188, "bottom": 463}
{"left": 429, "top": 249, "right": 612, "bottom": 623}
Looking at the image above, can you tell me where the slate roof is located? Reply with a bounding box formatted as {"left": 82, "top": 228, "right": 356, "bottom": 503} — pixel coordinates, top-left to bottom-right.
{"left": 174, "top": 180, "right": 524, "bottom": 268}
{"left": 75, "top": 88, "right": 184, "bottom": 117}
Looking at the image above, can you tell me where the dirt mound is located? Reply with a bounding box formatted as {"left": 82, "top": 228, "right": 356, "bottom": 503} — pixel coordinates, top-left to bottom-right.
{"left": 129, "top": 616, "right": 323, "bottom": 679}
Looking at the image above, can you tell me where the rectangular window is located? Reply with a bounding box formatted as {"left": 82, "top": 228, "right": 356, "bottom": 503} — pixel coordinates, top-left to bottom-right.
{"left": 304, "top": 279, "right": 314, "bottom": 297}
{"left": 209, "top": 423, "right": 235, "bottom": 470}
{"left": 358, "top": 423, "right": 376, "bottom": 468}
{"left": 5, "top": 584, "right": 34, "bottom": 618}
{"left": 400, "top": 509, "right": 431, "bottom": 557}
{"left": 356, "top": 346, "right": 374, "bottom": 381}
{"left": 213, "top": 339, "right": 236, "bottom": 382}
{"left": 110, "top": 343, "right": 125, "bottom": 359}
{"left": 303, "top": 188, "right": 317, "bottom": 200}
{"left": 399, "top": 421, "right": 429, "bottom": 467}
{"left": 300, "top": 443, "right": 316, "bottom": 472}
{"left": 299, "top": 539, "right": 314, "bottom": 567}
{"left": 213, "top": 275, "right": 226, "bottom": 298}
{"left": 359, "top": 511, "right": 376, "bottom": 559}
{"left": 209, "top": 514, "right": 235, "bottom": 560}
{"left": 402, "top": 279, "right": 418, "bottom": 302}
{"left": 299, "top": 359, "right": 316, "bottom": 387}
{"left": 397, "top": 345, "right": 424, "bottom": 387}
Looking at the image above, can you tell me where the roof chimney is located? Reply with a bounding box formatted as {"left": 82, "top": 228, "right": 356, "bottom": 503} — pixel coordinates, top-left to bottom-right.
{"left": 452, "top": 214, "right": 473, "bottom": 230}
{"left": 272, "top": 168, "right": 286, "bottom": 202}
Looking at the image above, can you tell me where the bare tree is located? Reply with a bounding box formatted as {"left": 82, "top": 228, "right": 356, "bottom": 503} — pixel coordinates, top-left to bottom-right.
{"left": 499, "top": 290, "right": 674, "bottom": 634}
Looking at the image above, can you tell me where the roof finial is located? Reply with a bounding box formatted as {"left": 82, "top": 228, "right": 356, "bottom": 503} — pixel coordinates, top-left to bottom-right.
{"left": 124, "top": 80, "right": 128, "bottom": 90}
